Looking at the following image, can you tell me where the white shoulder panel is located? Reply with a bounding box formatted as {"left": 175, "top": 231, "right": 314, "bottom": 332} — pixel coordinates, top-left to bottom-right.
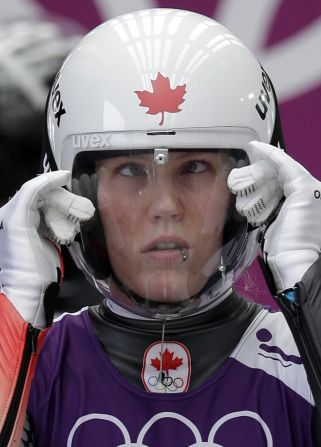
{"left": 230, "top": 309, "right": 314, "bottom": 405}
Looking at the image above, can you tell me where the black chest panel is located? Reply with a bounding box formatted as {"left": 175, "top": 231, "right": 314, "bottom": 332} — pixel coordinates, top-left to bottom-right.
{"left": 88, "top": 291, "right": 261, "bottom": 390}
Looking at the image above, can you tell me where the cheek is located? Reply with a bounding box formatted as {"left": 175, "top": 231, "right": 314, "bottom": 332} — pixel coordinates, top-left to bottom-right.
{"left": 98, "top": 187, "right": 126, "bottom": 250}
{"left": 98, "top": 189, "right": 143, "bottom": 254}
{"left": 194, "top": 184, "right": 231, "bottom": 235}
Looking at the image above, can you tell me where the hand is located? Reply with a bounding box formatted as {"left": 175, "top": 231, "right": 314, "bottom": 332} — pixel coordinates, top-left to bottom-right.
{"left": 0, "top": 171, "right": 95, "bottom": 328}
{"left": 227, "top": 141, "right": 321, "bottom": 293}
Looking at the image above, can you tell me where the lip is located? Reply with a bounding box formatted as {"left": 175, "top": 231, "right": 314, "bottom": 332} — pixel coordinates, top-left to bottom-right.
{"left": 142, "top": 248, "right": 190, "bottom": 264}
{"left": 142, "top": 236, "right": 190, "bottom": 265}
{"left": 142, "top": 236, "right": 190, "bottom": 253}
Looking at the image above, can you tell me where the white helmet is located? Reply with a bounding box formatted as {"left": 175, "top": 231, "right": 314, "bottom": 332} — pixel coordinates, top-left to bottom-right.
{"left": 42, "top": 9, "right": 285, "bottom": 319}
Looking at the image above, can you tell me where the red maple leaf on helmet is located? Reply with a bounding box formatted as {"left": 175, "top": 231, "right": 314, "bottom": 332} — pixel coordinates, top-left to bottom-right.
{"left": 151, "top": 348, "right": 183, "bottom": 375}
{"left": 135, "top": 72, "right": 186, "bottom": 126}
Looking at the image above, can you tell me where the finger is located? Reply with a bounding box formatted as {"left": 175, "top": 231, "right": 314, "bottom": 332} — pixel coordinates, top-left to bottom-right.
{"left": 25, "top": 170, "right": 71, "bottom": 196}
{"left": 42, "top": 206, "right": 80, "bottom": 245}
{"left": 20, "top": 170, "right": 71, "bottom": 209}
{"left": 41, "top": 189, "right": 95, "bottom": 245}
{"left": 42, "top": 188, "right": 95, "bottom": 221}
{"left": 0, "top": 171, "right": 72, "bottom": 229}
{"left": 235, "top": 178, "right": 283, "bottom": 225}
{"left": 228, "top": 159, "right": 276, "bottom": 194}
{"left": 41, "top": 170, "right": 72, "bottom": 190}
{"left": 245, "top": 141, "right": 309, "bottom": 188}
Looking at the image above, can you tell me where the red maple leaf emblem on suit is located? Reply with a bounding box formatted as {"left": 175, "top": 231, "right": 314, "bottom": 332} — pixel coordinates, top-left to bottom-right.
{"left": 151, "top": 348, "right": 183, "bottom": 375}
{"left": 135, "top": 72, "right": 186, "bottom": 126}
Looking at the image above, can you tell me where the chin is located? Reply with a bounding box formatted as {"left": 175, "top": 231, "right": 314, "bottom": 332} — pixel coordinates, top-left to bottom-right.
{"left": 133, "top": 274, "right": 203, "bottom": 303}
{"left": 146, "top": 294, "right": 189, "bottom": 304}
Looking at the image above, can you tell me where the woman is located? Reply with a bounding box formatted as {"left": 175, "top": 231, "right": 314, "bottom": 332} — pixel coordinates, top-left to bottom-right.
{"left": 96, "top": 150, "right": 232, "bottom": 306}
{"left": 0, "top": 9, "right": 320, "bottom": 446}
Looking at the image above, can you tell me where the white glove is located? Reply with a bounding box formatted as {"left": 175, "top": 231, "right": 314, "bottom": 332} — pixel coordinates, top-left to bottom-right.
{"left": 0, "top": 171, "right": 95, "bottom": 328}
{"left": 228, "top": 141, "right": 321, "bottom": 293}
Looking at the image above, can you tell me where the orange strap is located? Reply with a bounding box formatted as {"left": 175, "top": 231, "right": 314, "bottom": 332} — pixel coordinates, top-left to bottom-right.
{"left": 0, "top": 293, "right": 47, "bottom": 446}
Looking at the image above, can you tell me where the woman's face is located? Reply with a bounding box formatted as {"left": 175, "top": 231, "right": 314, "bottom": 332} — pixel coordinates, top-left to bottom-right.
{"left": 97, "top": 150, "right": 231, "bottom": 303}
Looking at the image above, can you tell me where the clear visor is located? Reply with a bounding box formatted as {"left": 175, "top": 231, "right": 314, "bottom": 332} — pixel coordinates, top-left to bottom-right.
{"left": 69, "top": 145, "right": 260, "bottom": 319}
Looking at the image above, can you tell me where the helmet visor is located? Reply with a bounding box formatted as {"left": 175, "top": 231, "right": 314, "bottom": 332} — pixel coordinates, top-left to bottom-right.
{"left": 70, "top": 145, "right": 258, "bottom": 318}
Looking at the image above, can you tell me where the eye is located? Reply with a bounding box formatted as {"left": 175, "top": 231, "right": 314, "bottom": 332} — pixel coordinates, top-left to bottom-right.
{"left": 182, "top": 160, "right": 208, "bottom": 174}
{"left": 119, "top": 162, "right": 146, "bottom": 177}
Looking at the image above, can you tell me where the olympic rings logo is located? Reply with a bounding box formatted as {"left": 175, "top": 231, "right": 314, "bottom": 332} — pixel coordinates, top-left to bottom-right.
{"left": 67, "top": 410, "right": 273, "bottom": 446}
{"left": 147, "top": 372, "right": 184, "bottom": 392}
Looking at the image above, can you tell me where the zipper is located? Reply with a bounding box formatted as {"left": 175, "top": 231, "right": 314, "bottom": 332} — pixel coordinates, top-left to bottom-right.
{"left": 0, "top": 325, "right": 39, "bottom": 447}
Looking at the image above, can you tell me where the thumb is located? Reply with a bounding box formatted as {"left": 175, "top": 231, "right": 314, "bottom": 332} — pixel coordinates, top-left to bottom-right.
{"left": 18, "top": 170, "right": 71, "bottom": 211}
{"left": 245, "top": 141, "right": 310, "bottom": 191}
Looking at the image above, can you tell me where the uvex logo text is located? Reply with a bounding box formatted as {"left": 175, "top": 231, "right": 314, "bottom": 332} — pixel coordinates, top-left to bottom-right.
{"left": 51, "top": 78, "right": 66, "bottom": 127}
{"left": 255, "top": 68, "right": 273, "bottom": 120}
{"left": 72, "top": 134, "right": 111, "bottom": 149}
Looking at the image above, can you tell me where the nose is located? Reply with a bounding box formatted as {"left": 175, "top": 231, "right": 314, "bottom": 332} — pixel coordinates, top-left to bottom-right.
{"left": 147, "top": 176, "right": 184, "bottom": 223}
